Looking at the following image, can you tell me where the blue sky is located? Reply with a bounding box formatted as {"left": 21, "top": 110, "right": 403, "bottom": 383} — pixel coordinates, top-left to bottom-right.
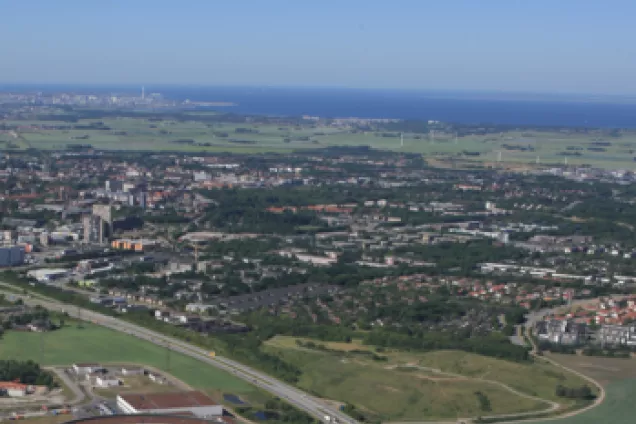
{"left": 1, "top": 0, "right": 635, "bottom": 94}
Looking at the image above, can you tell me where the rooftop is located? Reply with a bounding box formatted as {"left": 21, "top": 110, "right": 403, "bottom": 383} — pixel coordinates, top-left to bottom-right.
{"left": 119, "top": 391, "right": 218, "bottom": 410}
{"left": 62, "top": 414, "right": 233, "bottom": 424}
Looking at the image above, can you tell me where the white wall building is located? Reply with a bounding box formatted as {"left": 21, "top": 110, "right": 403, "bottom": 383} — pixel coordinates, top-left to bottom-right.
{"left": 120, "top": 367, "right": 144, "bottom": 376}
{"left": 96, "top": 376, "right": 120, "bottom": 388}
{"left": 72, "top": 363, "right": 102, "bottom": 374}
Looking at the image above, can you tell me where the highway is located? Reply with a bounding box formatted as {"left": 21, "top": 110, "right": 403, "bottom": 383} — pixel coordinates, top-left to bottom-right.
{"left": 0, "top": 284, "right": 356, "bottom": 424}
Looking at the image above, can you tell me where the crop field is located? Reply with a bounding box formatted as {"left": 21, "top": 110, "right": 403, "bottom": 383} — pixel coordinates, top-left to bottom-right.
{"left": 0, "top": 322, "right": 253, "bottom": 395}
{"left": 3, "top": 115, "right": 636, "bottom": 169}
{"left": 264, "top": 336, "right": 596, "bottom": 421}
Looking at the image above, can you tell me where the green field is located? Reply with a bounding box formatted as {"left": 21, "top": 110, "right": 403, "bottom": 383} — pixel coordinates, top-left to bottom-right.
{"left": 0, "top": 322, "right": 252, "bottom": 395}
{"left": 3, "top": 115, "right": 636, "bottom": 169}
{"left": 263, "top": 336, "right": 595, "bottom": 421}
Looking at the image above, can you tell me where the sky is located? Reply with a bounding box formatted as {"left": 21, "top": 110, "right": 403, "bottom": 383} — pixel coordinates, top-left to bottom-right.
{"left": 1, "top": 0, "right": 635, "bottom": 94}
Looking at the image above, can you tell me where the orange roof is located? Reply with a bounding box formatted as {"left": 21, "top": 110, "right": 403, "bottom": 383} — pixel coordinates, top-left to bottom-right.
{"left": 0, "top": 382, "right": 27, "bottom": 390}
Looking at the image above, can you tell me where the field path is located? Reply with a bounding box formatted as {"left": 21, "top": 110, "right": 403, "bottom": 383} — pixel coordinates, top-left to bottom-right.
{"left": 393, "top": 363, "right": 560, "bottom": 422}
{"left": 488, "top": 334, "right": 607, "bottom": 424}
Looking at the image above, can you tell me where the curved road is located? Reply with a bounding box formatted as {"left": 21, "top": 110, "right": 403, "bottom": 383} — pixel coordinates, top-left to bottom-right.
{"left": 0, "top": 284, "right": 355, "bottom": 424}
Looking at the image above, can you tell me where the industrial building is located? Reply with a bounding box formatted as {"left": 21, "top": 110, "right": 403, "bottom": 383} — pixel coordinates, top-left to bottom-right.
{"left": 116, "top": 391, "right": 223, "bottom": 417}
{"left": 27, "top": 268, "right": 70, "bottom": 283}
{"left": 0, "top": 246, "right": 25, "bottom": 267}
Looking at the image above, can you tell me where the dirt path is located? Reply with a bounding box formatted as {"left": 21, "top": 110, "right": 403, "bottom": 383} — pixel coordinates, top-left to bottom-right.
{"left": 397, "top": 364, "right": 560, "bottom": 422}
{"left": 489, "top": 334, "right": 607, "bottom": 424}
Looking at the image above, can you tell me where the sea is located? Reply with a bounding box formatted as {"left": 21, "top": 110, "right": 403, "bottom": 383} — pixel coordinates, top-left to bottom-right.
{"left": 4, "top": 84, "right": 636, "bottom": 128}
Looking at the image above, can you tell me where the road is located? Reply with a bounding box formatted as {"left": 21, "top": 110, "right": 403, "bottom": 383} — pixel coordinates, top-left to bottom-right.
{"left": 47, "top": 367, "right": 85, "bottom": 405}
{"left": 0, "top": 283, "right": 356, "bottom": 424}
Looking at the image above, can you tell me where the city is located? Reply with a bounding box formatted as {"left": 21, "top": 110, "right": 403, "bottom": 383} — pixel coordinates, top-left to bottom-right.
{"left": 2, "top": 1, "right": 636, "bottom": 424}
{"left": 0, "top": 112, "right": 636, "bottom": 422}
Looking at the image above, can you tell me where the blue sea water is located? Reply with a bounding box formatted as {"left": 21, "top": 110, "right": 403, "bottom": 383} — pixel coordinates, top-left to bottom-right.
{"left": 3, "top": 84, "right": 636, "bottom": 128}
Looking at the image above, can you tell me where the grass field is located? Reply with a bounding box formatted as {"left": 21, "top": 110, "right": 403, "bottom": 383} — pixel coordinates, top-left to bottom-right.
{"left": 0, "top": 322, "right": 253, "bottom": 396}
{"left": 264, "top": 336, "right": 596, "bottom": 421}
{"left": 4, "top": 116, "right": 636, "bottom": 169}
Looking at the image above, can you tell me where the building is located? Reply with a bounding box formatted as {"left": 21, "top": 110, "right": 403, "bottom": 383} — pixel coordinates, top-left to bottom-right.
{"left": 73, "top": 363, "right": 102, "bottom": 374}
{"left": 120, "top": 367, "right": 144, "bottom": 376}
{"left": 0, "top": 246, "right": 25, "bottom": 267}
{"left": 105, "top": 180, "right": 123, "bottom": 192}
{"left": 598, "top": 324, "right": 636, "bottom": 347}
{"left": 95, "top": 375, "right": 121, "bottom": 388}
{"left": 116, "top": 391, "right": 223, "bottom": 417}
{"left": 535, "top": 319, "right": 587, "bottom": 345}
{"left": 26, "top": 268, "right": 70, "bottom": 283}
{"left": 0, "top": 382, "right": 29, "bottom": 397}
{"left": 57, "top": 415, "right": 233, "bottom": 424}
{"left": 83, "top": 205, "right": 113, "bottom": 244}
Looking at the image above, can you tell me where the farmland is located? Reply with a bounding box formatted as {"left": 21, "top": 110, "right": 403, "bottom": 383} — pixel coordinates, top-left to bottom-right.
{"left": 263, "top": 336, "right": 595, "bottom": 422}
{"left": 3, "top": 114, "right": 636, "bottom": 170}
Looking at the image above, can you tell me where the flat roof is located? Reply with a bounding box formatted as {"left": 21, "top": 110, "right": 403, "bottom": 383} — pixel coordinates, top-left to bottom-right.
{"left": 62, "top": 414, "right": 233, "bottom": 424}
{"left": 119, "top": 391, "right": 218, "bottom": 411}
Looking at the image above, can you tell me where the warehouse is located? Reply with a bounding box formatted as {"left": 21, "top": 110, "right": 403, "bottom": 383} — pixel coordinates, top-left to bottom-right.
{"left": 27, "top": 268, "right": 70, "bottom": 283}
{"left": 116, "top": 391, "right": 223, "bottom": 417}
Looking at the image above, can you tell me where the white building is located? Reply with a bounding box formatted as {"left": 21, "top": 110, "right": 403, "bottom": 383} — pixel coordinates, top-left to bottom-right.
{"left": 95, "top": 376, "right": 120, "bottom": 388}
{"left": 117, "top": 391, "right": 223, "bottom": 417}
{"left": 0, "top": 383, "right": 28, "bottom": 397}
{"left": 26, "top": 268, "right": 70, "bottom": 283}
{"left": 120, "top": 367, "right": 144, "bottom": 376}
{"left": 72, "top": 363, "right": 102, "bottom": 374}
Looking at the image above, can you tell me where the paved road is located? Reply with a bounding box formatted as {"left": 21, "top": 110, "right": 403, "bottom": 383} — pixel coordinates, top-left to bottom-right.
{"left": 47, "top": 367, "right": 85, "bottom": 405}
{"left": 0, "top": 283, "right": 355, "bottom": 424}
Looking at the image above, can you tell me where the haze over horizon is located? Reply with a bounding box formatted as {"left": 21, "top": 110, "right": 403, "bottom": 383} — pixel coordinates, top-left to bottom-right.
{"left": 2, "top": 0, "right": 635, "bottom": 95}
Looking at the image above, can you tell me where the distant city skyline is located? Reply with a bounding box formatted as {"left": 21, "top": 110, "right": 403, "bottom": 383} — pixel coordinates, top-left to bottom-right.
{"left": 1, "top": 0, "right": 636, "bottom": 95}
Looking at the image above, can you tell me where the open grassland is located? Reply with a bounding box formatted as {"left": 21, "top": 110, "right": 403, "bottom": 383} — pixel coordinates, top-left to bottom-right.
{"left": 4, "top": 116, "right": 636, "bottom": 169}
{"left": 264, "top": 336, "right": 597, "bottom": 421}
{"left": 0, "top": 322, "right": 253, "bottom": 395}
{"left": 265, "top": 344, "right": 545, "bottom": 421}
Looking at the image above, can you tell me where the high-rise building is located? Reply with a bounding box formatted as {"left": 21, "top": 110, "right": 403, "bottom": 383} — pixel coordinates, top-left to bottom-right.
{"left": 138, "top": 192, "right": 147, "bottom": 210}
{"left": 83, "top": 205, "right": 113, "bottom": 244}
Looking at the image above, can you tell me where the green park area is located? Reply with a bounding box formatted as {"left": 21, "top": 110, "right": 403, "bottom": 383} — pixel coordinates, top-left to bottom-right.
{"left": 263, "top": 336, "right": 598, "bottom": 422}
{"left": 3, "top": 114, "right": 636, "bottom": 170}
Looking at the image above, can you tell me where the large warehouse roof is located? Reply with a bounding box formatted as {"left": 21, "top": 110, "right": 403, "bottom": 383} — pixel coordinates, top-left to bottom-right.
{"left": 63, "top": 414, "right": 233, "bottom": 424}
{"left": 119, "top": 391, "right": 218, "bottom": 411}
